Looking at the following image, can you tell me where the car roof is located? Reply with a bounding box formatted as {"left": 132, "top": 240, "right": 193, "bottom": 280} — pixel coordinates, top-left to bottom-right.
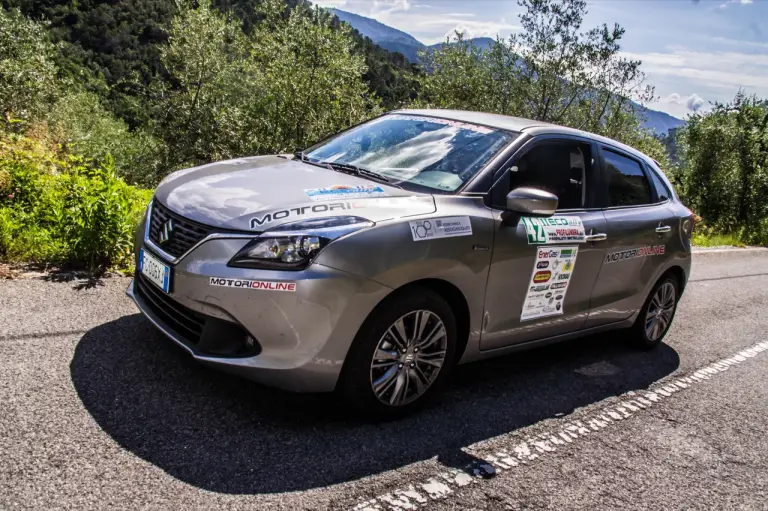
{"left": 392, "top": 108, "right": 653, "bottom": 164}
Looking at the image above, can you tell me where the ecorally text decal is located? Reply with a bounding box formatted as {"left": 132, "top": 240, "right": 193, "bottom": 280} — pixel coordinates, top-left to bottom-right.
{"left": 305, "top": 184, "right": 386, "bottom": 202}
{"left": 410, "top": 216, "right": 473, "bottom": 241}
{"left": 521, "top": 216, "right": 586, "bottom": 244}
{"left": 210, "top": 277, "right": 296, "bottom": 292}
{"left": 521, "top": 246, "right": 578, "bottom": 321}
{"left": 605, "top": 245, "right": 666, "bottom": 263}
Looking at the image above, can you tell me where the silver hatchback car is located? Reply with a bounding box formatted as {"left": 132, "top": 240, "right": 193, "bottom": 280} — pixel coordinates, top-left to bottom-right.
{"left": 128, "top": 109, "right": 693, "bottom": 417}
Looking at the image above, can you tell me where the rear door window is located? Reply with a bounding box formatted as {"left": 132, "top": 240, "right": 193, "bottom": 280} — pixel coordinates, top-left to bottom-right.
{"left": 603, "top": 149, "right": 652, "bottom": 207}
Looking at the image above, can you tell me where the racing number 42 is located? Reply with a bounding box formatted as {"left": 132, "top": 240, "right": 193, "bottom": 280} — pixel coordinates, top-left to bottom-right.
{"left": 526, "top": 221, "right": 547, "bottom": 244}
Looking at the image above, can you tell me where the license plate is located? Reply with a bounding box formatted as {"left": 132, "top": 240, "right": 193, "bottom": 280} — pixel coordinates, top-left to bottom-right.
{"left": 139, "top": 248, "right": 171, "bottom": 293}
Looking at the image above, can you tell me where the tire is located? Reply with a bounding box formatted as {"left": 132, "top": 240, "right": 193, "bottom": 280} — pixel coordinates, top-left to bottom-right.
{"left": 338, "top": 287, "right": 457, "bottom": 419}
{"left": 630, "top": 274, "right": 680, "bottom": 350}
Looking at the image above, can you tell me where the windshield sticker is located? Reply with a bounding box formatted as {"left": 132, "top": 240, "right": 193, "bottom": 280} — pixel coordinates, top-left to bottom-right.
{"left": 521, "top": 246, "right": 578, "bottom": 321}
{"left": 521, "top": 216, "right": 586, "bottom": 244}
{"left": 210, "top": 277, "right": 296, "bottom": 292}
{"left": 305, "top": 184, "right": 386, "bottom": 202}
{"left": 387, "top": 114, "right": 493, "bottom": 134}
{"left": 605, "top": 245, "right": 666, "bottom": 263}
{"left": 410, "top": 216, "right": 473, "bottom": 241}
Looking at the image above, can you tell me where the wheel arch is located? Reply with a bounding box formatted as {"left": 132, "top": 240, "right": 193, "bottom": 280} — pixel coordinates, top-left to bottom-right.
{"left": 360, "top": 278, "right": 472, "bottom": 367}
{"left": 664, "top": 265, "right": 687, "bottom": 295}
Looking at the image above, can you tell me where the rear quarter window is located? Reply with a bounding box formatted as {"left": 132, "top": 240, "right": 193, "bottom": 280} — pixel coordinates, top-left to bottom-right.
{"left": 648, "top": 168, "right": 671, "bottom": 202}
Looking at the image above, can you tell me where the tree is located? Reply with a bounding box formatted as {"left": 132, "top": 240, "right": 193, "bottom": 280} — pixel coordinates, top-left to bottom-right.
{"left": 248, "top": 0, "right": 380, "bottom": 152}
{"left": 155, "top": 0, "right": 251, "bottom": 165}
{"left": 418, "top": 0, "right": 656, "bottom": 142}
{"left": 0, "top": 8, "right": 59, "bottom": 122}
{"left": 675, "top": 91, "right": 768, "bottom": 243}
{"left": 155, "top": 0, "right": 379, "bottom": 168}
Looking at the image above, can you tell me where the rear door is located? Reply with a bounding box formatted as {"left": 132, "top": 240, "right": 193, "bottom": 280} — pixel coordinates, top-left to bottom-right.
{"left": 585, "top": 146, "right": 676, "bottom": 328}
{"left": 480, "top": 135, "right": 609, "bottom": 351}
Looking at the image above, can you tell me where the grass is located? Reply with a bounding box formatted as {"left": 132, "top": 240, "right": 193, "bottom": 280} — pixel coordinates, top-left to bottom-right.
{"left": 691, "top": 231, "right": 745, "bottom": 248}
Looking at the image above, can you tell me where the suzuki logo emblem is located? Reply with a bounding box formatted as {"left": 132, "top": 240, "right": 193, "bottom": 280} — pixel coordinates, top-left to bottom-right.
{"left": 158, "top": 219, "right": 174, "bottom": 244}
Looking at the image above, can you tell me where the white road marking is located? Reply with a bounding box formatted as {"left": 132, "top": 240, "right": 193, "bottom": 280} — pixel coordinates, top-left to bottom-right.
{"left": 351, "top": 340, "right": 768, "bottom": 510}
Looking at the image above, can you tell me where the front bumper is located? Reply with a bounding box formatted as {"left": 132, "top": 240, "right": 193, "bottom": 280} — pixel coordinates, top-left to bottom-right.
{"left": 127, "top": 236, "right": 392, "bottom": 392}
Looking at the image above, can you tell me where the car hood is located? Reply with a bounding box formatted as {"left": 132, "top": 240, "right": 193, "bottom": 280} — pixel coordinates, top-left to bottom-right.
{"left": 155, "top": 155, "right": 436, "bottom": 231}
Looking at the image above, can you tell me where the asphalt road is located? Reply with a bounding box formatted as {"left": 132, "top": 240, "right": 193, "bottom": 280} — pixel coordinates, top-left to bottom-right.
{"left": 1, "top": 249, "right": 768, "bottom": 510}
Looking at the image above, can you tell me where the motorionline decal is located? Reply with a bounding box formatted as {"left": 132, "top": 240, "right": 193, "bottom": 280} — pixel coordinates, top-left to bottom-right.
{"left": 249, "top": 196, "right": 432, "bottom": 229}
{"left": 605, "top": 245, "right": 666, "bottom": 264}
{"left": 210, "top": 277, "right": 296, "bottom": 292}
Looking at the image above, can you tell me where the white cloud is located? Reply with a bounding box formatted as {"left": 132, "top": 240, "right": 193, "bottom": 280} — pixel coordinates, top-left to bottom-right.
{"left": 686, "top": 94, "right": 706, "bottom": 111}
{"left": 719, "top": 0, "right": 753, "bottom": 9}
{"left": 623, "top": 48, "right": 768, "bottom": 92}
{"left": 667, "top": 93, "right": 705, "bottom": 111}
{"left": 312, "top": 0, "right": 349, "bottom": 8}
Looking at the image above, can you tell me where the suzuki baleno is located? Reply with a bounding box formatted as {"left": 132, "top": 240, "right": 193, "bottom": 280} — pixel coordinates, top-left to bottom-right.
{"left": 128, "top": 110, "right": 693, "bottom": 417}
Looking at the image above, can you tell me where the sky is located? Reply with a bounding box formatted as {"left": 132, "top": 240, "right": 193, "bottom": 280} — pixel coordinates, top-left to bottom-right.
{"left": 311, "top": 0, "right": 768, "bottom": 119}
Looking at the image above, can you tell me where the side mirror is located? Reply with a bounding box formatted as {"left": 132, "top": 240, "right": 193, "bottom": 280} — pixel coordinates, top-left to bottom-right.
{"left": 506, "top": 187, "right": 558, "bottom": 217}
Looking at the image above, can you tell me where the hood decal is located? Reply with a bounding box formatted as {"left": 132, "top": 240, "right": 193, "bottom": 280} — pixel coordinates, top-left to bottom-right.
{"left": 305, "top": 184, "right": 387, "bottom": 202}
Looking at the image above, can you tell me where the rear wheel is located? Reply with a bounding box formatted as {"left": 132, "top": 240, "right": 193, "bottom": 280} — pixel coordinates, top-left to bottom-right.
{"left": 339, "top": 288, "right": 457, "bottom": 418}
{"left": 631, "top": 274, "right": 679, "bottom": 349}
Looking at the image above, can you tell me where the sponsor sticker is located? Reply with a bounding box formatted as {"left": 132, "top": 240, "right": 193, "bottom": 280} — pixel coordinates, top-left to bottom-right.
{"left": 209, "top": 277, "right": 296, "bottom": 292}
{"left": 305, "top": 184, "right": 386, "bottom": 202}
{"left": 410, "top": 216, "right": 473, "bottom": 241}
{"left": 521, "top": 245, "right": 578, "bottom": 321}
{"left": 521, "top": 216, "right": 586, "bottom": 245}
{"left": 605, "top": 245, "right": 666, "bottom": 264}
{"left": 537, "top": 261, "right": 550, "bottom": 269}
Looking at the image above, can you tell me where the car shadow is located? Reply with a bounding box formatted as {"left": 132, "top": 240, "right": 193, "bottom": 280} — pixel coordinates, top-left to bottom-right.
{"left": 70, "top": 314, "right": 679, "bottom": 495}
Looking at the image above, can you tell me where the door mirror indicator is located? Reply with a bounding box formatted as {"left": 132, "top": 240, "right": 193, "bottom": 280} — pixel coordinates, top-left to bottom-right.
{"left": 506, "top": 187, "right": 558, "bottom": 217}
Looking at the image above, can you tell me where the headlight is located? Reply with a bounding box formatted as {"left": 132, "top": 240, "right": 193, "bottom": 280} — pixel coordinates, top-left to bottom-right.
{"left": 228, "top": 216, "right": 373, "bottom": 270}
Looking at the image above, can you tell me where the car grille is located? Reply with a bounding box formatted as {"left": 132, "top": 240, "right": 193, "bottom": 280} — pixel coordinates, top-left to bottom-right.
{"left": 148, "top": 201, "right": 215, "bottom": 259}
{"left": 135, "top": 274, "right": 204, "bottom": 345}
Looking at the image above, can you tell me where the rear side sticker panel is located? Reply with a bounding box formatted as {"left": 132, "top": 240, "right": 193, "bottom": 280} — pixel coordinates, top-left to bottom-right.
{"left": 521, "top": 246, "right": 578, "bottom": 321}
{"left": 521, "top": 216, "right": 586, "bottom": 244}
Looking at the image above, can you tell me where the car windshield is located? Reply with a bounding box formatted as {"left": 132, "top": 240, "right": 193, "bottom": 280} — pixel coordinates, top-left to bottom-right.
{"left": 303, "top": 114, "right": 517, "bottom": 193}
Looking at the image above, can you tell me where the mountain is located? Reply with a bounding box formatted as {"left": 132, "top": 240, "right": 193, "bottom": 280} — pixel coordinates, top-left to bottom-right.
{"left": 637, "top": 107, "right": 686, "bottom": 135}
{"left": 329, "top": 8, "right": 425, "bottom": 62}
{"left": 328, "top": 8, "right": 685, "bottom": 135}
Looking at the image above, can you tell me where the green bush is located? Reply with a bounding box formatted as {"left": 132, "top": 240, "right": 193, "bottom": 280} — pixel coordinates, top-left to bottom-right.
{"left": 47, "top": 91, "right": 167, "bottom": 187}
{"left": 0, "top": 133, "right": 151, "bottom": 271}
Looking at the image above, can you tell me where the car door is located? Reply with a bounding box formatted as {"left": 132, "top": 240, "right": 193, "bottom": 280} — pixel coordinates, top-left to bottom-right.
{"left": 585, "top": 145, "right": 677, "bottom": 328}
{"left": 480, "top": 135, "right": 609, "bottom": 351}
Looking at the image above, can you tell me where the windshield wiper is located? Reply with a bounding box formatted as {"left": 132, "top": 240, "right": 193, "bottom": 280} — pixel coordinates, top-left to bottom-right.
{"left": 319, "top": 161, "right": 400, "bottom": 187}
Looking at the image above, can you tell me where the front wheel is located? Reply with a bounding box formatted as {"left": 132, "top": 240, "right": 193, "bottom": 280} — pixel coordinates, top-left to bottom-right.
{"left": 631, "top": 274, "right": 679, "bottom": 349}
{"left": 339, "top": 288, "right": 457, "bottom": 418}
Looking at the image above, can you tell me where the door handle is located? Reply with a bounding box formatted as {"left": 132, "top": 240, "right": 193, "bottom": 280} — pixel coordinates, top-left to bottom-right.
{"left": 585, "top": 233, "right": 607, "bottom": 242}
{"left": 655, "top": 225, "right": 672, "bottom": 233}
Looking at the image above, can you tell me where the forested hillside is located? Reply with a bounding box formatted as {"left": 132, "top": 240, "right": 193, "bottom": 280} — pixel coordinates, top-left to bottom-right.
{"left": 0, "top": 0, "right": 766, "bottom": 272}
{"left": 1, "top": 0, "right": 419, "bottom": 126}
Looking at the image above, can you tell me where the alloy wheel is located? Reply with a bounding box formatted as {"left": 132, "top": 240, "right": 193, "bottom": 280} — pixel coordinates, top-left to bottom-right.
{"left": 370, "top": 310, "right": 448, "bottom": 406}
{"left": 645, "top": 281, "right": 676, "bottom": 342}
